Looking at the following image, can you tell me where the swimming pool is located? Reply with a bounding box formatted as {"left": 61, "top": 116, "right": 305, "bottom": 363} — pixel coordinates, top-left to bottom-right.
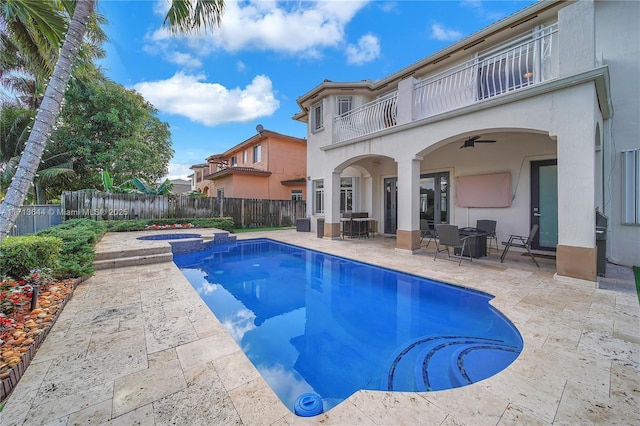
{"left": 173, "top": 238, "right": 523, "bottom": 415}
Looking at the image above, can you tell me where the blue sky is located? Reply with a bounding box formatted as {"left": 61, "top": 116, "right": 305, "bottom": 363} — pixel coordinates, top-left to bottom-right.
{"left": 97, "top": 0, "right": 536, "bottom": 180}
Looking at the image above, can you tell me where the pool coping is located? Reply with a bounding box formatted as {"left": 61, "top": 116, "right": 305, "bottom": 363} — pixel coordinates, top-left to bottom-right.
{"left": 0, "top": 228, "right": 638, "bottom": 424}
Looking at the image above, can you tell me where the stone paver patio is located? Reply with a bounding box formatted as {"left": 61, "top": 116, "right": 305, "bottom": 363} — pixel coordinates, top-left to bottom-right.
{"left": 1, "top": 228, "right": 638, "bottom": 425}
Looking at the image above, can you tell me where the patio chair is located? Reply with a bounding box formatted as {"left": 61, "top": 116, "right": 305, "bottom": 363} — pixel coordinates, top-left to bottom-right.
{"left": 500, "top": 224, "right": 540, "bottom": 267}
{"left": 420, "top": 219, "right": 437, "bottom": 248}
{"left": 434, "top": 224, "right": 473, "bottom": 265}
{"left": 476, "top": 219, "right": 497, "bottom": 255}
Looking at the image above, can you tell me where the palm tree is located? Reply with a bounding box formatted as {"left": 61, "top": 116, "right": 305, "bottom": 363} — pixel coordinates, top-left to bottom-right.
{"left": 0, "top": 0, "right": 225, "bottom": 240}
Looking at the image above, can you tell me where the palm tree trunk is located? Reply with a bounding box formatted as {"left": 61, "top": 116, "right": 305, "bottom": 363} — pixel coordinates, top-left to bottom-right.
{"left": 0, "top": 0, "right": 95, "bottom": 241}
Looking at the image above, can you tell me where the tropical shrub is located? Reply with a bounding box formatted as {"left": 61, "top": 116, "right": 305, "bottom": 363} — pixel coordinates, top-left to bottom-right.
{"left": 105, "top": 217, "right": 234, "bottom": 232}
{"left": 0, "top": 236, "right": 63, "bottom": 278}
{"left": 35, "top": 219, "right": 107, "bottom": 278}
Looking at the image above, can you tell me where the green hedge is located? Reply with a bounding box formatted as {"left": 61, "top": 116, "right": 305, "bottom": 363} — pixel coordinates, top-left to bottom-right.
{"left": 0, "top": 235, "right": 63, "bottom": 279}
{"left": 105, "top": 217, "right": 235, "bottom": 232}
{"left": 35, "top": 219, "right": 107, "bottom": 278}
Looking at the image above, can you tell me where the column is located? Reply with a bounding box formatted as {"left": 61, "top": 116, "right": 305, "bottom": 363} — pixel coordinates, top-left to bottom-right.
{"left": 323, "top": 171, "right": 342, "bottom": 238}
{"left": 395, "top": 156, "right": 422, "bottom": 253}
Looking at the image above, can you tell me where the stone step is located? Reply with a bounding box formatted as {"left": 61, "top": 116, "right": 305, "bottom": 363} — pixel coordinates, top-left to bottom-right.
{"left": 94, "top": 245, "right": 172, "bottom": 261}
{"left": 93, "top": 252, "right": 174, "bottom": 270}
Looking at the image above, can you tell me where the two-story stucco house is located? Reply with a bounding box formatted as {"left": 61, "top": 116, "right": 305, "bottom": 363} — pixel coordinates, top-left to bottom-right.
{"left": 191, "top": 128, "right": 307, "bottom": 201}
{"left": 294, "top": 0, "right": 639, "bottom": 284}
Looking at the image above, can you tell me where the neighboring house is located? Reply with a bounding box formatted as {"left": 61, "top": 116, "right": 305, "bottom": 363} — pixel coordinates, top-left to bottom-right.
{"left": 169, "top": 178, "right": 192, "bottom": 195}
{"left": 189, "top": 163, "right": 209, "bottom": 195}
{"left": 192, "top": 129, "right": 307, "bottom": 201}
{"left": 294, "top": 0, "right": 639, "bottom": 284}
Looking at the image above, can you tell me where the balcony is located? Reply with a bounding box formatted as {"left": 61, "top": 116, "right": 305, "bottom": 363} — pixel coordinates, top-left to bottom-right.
{"left": 333, "top": 24, "right": 558, "bottom": 144}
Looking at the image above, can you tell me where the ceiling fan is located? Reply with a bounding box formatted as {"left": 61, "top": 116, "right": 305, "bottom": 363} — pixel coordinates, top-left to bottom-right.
{"left": 460, "top": 135, "right": 497, "bottom": 149}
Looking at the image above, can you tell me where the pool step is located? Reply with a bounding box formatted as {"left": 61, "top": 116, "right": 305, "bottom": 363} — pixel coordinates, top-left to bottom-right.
{"left": 94, "top": 246, "right": 173, "bottom": 270}
{"left": 383, "top": 336, "right": 520, "bottom": 392}
{"left": 94, "top": 246, "right": 172, "bottom": 261}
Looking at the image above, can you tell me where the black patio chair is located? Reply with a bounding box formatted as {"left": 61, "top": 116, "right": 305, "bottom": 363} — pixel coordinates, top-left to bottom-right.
{"left": 500, "top": 224, "right": 540, "bottom": 267}
{"left": 420, "top": 219, "right": 437, "bottom": 248}
{"left": 476, "top": 219, "right": 497, "bottom": 255}
{"left": 434, "top": 224, "right": 473, "bottom": 265}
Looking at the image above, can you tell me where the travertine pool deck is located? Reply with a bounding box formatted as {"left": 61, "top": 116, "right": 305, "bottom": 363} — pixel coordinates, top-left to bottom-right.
{"left": 1, "top": 228, "right": 638, "bottom": 425}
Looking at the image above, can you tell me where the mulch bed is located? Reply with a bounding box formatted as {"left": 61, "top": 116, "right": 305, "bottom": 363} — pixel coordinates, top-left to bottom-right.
{"left": 0, "top": 277, "right": 85, "bottom": 402}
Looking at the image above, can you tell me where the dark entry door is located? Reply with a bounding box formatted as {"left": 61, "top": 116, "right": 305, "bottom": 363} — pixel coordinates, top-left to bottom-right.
{"left": 530, "top": 159, "right": 558, "bottom": 251}
{"left": 420, "top": 172, "right": 449, "bottom": 225}
{"left": 384, "top": 177, "right": 397, "bottom": 234}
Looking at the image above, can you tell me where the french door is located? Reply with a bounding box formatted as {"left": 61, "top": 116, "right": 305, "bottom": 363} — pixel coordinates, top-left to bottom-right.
{"left": 420, "top": 172, "right": 449, "bottom": 225}
{"left": 530, "top": 160, "right": 558, "bottom": 251}
{"left": 383, "top": 172, "right": 449, "bottom": 235}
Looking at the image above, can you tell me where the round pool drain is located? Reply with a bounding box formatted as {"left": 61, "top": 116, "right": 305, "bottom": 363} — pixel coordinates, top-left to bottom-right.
{"left": 294, "top": 393, "right": 323, "bottom": 417}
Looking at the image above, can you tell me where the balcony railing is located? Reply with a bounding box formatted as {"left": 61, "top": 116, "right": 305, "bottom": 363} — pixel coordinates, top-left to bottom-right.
{"left": 333, "top": 91, "right": 398, "bottom": 144}
{"left": 414, "top": 24, "right": 557, "bottom": 120}
{"left": 332, "top": 24, "right": 557, "bottom": 144}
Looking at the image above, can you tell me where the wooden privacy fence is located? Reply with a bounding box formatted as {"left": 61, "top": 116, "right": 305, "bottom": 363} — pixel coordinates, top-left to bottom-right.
{"left": 61, "top": 191, "right": 306, "bottom": 229}
{"left": 8, "top": 205, "right": 63, "bottom": 236}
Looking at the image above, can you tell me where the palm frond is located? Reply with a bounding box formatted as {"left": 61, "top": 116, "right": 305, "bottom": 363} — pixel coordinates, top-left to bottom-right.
{"left": 163, "top": 0, "right": 225, "bottom": 34}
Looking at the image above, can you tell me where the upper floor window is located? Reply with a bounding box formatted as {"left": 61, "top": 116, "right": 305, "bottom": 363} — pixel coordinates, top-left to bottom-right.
{"left": 243, "top": 150, "right": 248, "bottom": 164}
{"left": 312, "top": 101, "right": 324, "bottom": 133}
{"left": 230, "top": 156, "right": 237, "bottom": 167}
{"left": 622, "top": 148, "right": 640, "bottom": 225}
{"left": 337, "top": 96, "right": 353, "bottom": 116}
{"left": 291, "top": 190, "right": 303, "bottom": 201}
{"left": 253, "top": 144, "right": 262, "bottom": 163}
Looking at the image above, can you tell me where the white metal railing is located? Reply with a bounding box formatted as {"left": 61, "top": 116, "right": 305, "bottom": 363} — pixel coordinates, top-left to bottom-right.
{"left": 414, "top": 23, "right": 557, "bottom": 120}
{"left": 331, "top": 24, "right": 559, "bottom": 144}
{"left": 333, "top": 91, "right": 398, "bottom": 144}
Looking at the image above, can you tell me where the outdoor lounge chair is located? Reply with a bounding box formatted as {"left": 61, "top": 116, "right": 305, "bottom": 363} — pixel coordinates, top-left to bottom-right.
{"left": 500, "top": 224, "right": 540, "bottom": 267}
{"left": 434, "top": 224, "right": 472, "bottom": 265}
{"left": 420, "top": 219, "right": 437, "bottom": 248}
{"left": 476, "top": 219, "right": 497, "bottom": 255}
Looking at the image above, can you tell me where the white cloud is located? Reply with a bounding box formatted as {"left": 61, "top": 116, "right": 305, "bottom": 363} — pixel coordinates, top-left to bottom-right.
{"left": 430, "top": 24, "right": 463, "bottom": 42}
{"left": 461, "top": 0, "right": 505, "bottom": 21}
{"left": 236, "top": 60, "right": 247, "bottom": 72}
{"left": 379, "top": 2, "right": 399, "bottom": 14}
{"left": 165, "top": 163, "right": 194, "bottom": 180}
{"left": 147, "top": 1, "right": 370, "bottom": 58}
{"left": 345, "top": 34, "right": 380, "bottom": 65}
{"left": 133, "top": 72, "right": 279, "bottom": 126}
{"left": 165, "top": 51, "right": 202, "bottom": 68}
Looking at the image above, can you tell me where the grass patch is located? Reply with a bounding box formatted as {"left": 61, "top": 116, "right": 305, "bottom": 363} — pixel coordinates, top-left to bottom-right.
{"left": 233, "top": 226, "right": 295, "bottom": 234}
{"left": 633, "top": 265, "right": 640, "bottom": 303}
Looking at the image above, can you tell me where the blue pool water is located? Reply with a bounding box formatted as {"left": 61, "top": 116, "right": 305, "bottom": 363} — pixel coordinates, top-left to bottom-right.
{"left": 173, "top": 238, "right": 523, "bottom": 414}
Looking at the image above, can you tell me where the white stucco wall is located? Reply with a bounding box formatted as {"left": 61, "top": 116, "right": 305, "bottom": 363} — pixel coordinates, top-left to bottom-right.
{"left": 595, "top": 0, "right": 640, "bottom": 266}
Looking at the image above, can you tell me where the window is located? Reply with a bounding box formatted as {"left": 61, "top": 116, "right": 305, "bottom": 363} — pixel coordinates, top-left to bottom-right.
{"left": 340, "top": 177, "right": 355, "bottom": 212}
{"left": 291, "top": 190, "right": 303, "bottom": 201}
{"left": 313, "top": 180, "right": 324, "bottom": 214}
{"left": 243, "top": 150, "right": 247, "bottom": 164}
{"left": 253, "top": 144, "right": 261, "bottom": 163}
{"left": 312, "top": 101, "right": 324, "bottom": 132}
{"left": 622, "top": 148, "right": 640, "bottom": 225}
{"left": 230, "top": 156, "right": 237, "bottom": 167}
{"left": 337, "top": 96, "right": 353, "bottom": 116}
